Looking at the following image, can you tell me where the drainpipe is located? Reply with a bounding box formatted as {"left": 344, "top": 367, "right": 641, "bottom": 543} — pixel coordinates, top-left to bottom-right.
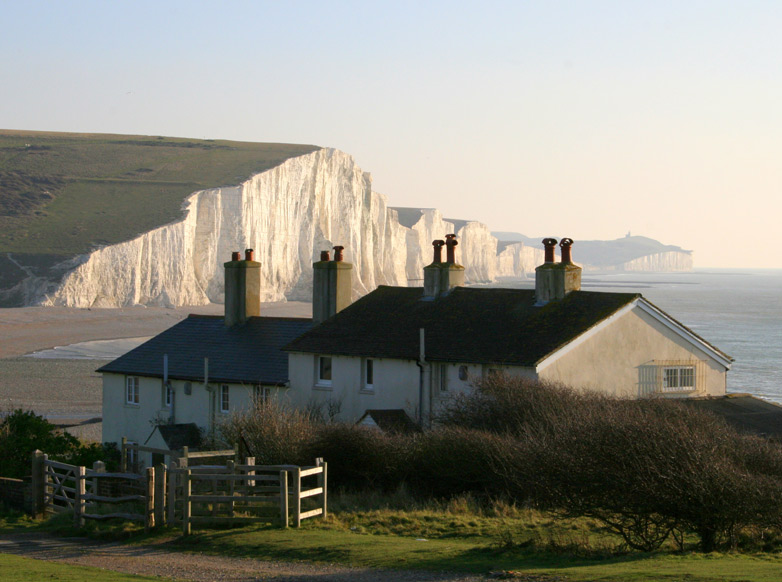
{"left": 416, "top": 328, "right": 428, "bottom": 428}
{"left": 164, "top": 354, "right": 175, "bottom": 424}
{"left": 203, "top": 357, "right": 214, "bottom": 441}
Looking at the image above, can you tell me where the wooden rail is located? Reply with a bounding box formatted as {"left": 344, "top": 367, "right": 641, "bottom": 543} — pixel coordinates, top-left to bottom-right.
{"left": 31, "top": 450, "right": 327, "bottom": 535}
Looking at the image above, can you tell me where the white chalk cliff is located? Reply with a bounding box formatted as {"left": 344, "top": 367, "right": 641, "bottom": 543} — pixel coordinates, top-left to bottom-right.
{"left": 28, "top": 149, "right": 686, "bottom": 308}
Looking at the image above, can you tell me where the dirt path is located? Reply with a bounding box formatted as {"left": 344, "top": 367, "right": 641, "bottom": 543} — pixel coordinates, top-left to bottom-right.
{"left": 0, "top": 531, "right": 508, "bottom": 582}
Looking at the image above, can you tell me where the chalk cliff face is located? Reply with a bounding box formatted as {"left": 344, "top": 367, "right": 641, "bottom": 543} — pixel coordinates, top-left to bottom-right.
{"left": 496, "top": 243, "right": 545, "bottom": 278}
{"left": 44, "top": 149, "right": 412, "bottom": 307}
{"left": 621, "top": 251, "right": 694, "bottom": 272}
{"left": 21, "top": 148, "right": 690, "bottom": 308}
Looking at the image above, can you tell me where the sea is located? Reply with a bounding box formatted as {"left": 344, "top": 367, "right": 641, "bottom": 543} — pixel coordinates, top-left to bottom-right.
{"left": 497, "top": 269, "right": 782, "bottom": 403}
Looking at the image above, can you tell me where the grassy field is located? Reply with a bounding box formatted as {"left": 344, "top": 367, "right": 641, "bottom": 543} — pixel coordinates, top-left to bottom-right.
{"left": 0, "top": 554, "right": 163, "bottom": 581}
{"left": 0, "top": 129, "right": 319, "bottom": 256}
{"left": 4, "top": 495, "right": 782, "bottom": 582}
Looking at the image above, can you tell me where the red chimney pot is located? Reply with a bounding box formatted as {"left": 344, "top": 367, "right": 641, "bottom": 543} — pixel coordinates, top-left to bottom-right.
{"left": 245, "top": 248, "right": 254, "bottom": 262}
{"left": 559, "top": 238, "right": 574, "bottom": 263}
{"left": 432, "top": 239, "right": 445, "bottom": 263}
{"left": 542, "top": 238, "right": 558, "bottom": 263}
{"left": 445, "top": 234, "right": 458, "bottom": 264}
{"left": 333, "top": 246, "right": 344, "bottom": 262}
{"left": 231, "top": 251, "right": 241, "bottom": 262}
{"left": 320, "top": 250, "right": 330, "bottom": 262}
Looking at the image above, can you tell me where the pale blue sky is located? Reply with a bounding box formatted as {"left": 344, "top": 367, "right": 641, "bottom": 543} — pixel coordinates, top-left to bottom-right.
{"left": 2, "top": 1, "right": 780, "bottom": 267}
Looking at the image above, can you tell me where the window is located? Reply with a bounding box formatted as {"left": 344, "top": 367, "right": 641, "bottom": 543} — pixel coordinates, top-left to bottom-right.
{"left": 163, "top": 381, "right": 173, "bottom": 408}
{"left": 126, "top": 376, "right": 139, "bottom": 405}
{"left": 362, "top": 359, "right": 374, "bottom": 391}
{"left": 254, "top": 385, "right": 270, "bottom": 404}
{"left": 220, "top": 384, "right": 230, "bottom": 412}
{"left": 126, "top": 441, "right": 138, "bottom": 472}
{"left": 458, "top": 365, "right": 469, "bottom": 381}
{"left": 437, "top": 364, "right": 448, "bottom": 392}
{"left": 662, "top": 366, "right": 695, "bottom": 392}
{"left": 317, "top": 356, "right": 332, "bottom": 386}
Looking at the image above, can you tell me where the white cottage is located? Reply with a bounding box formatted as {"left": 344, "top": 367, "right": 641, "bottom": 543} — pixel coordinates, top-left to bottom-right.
{"left": 283, "top": 238, "right": 732, "bottom": 424}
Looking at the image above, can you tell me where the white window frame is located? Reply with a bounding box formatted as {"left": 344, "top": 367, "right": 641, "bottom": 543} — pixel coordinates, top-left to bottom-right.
{"left": 126, "top": 376, "right": 140, "bottom": 405}
{"left": 220, "top": 384, "right": 230, "bottom": 413}
{"left": 361, "top": 358, "right": 374, "bottom": 392}
{"left": 662, "top": 366, "right": 696, "bottom": 392}
{"left": 254, "top": 385, "right": 270, "bottom": 404}
{"left": 316, "top": 356, "right": 333, "bottom": 387}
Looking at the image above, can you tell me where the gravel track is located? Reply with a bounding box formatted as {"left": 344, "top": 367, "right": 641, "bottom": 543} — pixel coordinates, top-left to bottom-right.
{"left": 0, "top": 532, "right": 498, "bottom": 582}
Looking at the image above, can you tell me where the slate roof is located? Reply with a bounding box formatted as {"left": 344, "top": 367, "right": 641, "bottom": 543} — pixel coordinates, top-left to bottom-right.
{"left": 684, "top": 394, "right": 782, "bottom": 441}
{"left": 357, "top": 409, "right": 422, "bottom": 434}
{"left": 98, "top": 315, "right": 313, "bottom": 384}
{"left": 147, "top": 423, "right": 202, "bottom": 450}
{"left": 284, "top": 286, "right": 641, "bottom": 367}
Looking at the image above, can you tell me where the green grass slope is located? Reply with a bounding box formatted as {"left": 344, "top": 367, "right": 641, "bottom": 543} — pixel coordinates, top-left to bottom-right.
{"left": 0, "top": 130, "right": 320, "bottom": 256}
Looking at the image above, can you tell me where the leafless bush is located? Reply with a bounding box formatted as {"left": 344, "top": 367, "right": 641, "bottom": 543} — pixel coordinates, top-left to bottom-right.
{"left": 440, "top": 375, "right": 782, "bottom": 552}
{"left": 219, "top": 399, "right": 316, "bottom": 465}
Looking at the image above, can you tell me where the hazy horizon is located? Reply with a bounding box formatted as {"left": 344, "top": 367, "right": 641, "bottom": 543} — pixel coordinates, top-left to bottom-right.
{"left": 2, "top": 1, "right": 780, "bottom": 269}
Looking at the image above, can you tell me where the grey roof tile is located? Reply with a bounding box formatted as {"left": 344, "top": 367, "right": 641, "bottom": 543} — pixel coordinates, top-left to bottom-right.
{"left": 98, "top": 315, "right": 313, "bottom": 384}
{"left": 285, "top": 286, "right": 640, "bottom": 366}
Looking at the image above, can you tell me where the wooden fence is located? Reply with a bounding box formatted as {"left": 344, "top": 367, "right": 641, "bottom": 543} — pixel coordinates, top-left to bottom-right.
{"left": 31, "top": 450, "right": 327, "bottom": 533}
{"left": 32, "top": 451, "right": 156, "bottom": 530}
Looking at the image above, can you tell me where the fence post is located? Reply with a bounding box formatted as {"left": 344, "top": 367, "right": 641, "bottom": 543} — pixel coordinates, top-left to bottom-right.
{"left": 168, "top": 458, "right": 178, "bottom": 525}
{"left": 316, "top": 457, "right": 328, "bottom": 519}
{"left": 121, "top": 437, "right": 127, "bottom": 473}
{"left": 30, "top": 450, "right": 46, "bottom": 518}
{"left": 245, "top": 456, "right": 255, "bottom": 490}
{"left": 279, "top": 470, "right": 288, "bottom": 529}
{"left": 92, "top": 460, "right": 105, "bottom": 499}
{"left": 74, "top": 465, "right": 86, "bottom": 528}
{"left": 293, "top": 466, "right": 301, "bottom": 528}
{"left": 154, "top": 463, "right": 166, "bottom": 527}
{"left": 227, "top": 460, "right": 235, "bottom": 522}
{"left": 145, "top": 467, "right": 155, "bottom": 532}
{"left": 183, "top": 469, "right": 191, "bottom": 535}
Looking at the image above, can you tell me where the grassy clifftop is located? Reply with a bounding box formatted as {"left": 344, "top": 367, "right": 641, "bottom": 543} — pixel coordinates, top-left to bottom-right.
{"left": 0, "top": 130, "right": 320, "bottom": 256}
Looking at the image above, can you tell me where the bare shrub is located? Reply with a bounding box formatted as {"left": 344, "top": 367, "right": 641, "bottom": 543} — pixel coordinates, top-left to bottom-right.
{"left": 219, "top": 399, "right": 316, "bottom": 465}
{"left": 440, "top": 375, "right": 782, "bottom": 552}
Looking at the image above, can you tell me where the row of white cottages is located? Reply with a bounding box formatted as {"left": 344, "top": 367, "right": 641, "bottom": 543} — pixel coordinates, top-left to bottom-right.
{"left": 98, "top": 238, "right": 733, "bottom": 465}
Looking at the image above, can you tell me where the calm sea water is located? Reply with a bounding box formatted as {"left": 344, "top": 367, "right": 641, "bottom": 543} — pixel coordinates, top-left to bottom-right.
{"left": 496, "top": 269, "right": 782, "bottom": 402}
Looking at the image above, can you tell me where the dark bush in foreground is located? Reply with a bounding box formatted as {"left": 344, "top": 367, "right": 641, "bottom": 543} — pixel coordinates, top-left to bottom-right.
{"left": 0, "top": 409, "right": 118, "bottom": 478}
{"left": 445, "top": 376, "right": 782, "bottom": 551}
{"left": 221, "top": 379, "right": 782, "bottom": 552}
{"left": 302, "top": 423, "right": 410, "bottom": 490}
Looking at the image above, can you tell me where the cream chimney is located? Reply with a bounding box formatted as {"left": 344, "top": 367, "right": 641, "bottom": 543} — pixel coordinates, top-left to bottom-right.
{"left": 224, "top": 249, "right": 261, "bottom": 326}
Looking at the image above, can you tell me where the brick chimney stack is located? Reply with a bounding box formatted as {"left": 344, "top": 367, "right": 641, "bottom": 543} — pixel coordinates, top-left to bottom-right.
{"left": 535, "top": 238, "right": 582, "bottom": 305}
{"left": 313, "top": 245, "right": 353, "bottom": 324}
{"left": 423, "top": 234, "right": 465, "bottom": 299}
{"left": 224, "top": 249, "right": 261, "bottom": 327}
